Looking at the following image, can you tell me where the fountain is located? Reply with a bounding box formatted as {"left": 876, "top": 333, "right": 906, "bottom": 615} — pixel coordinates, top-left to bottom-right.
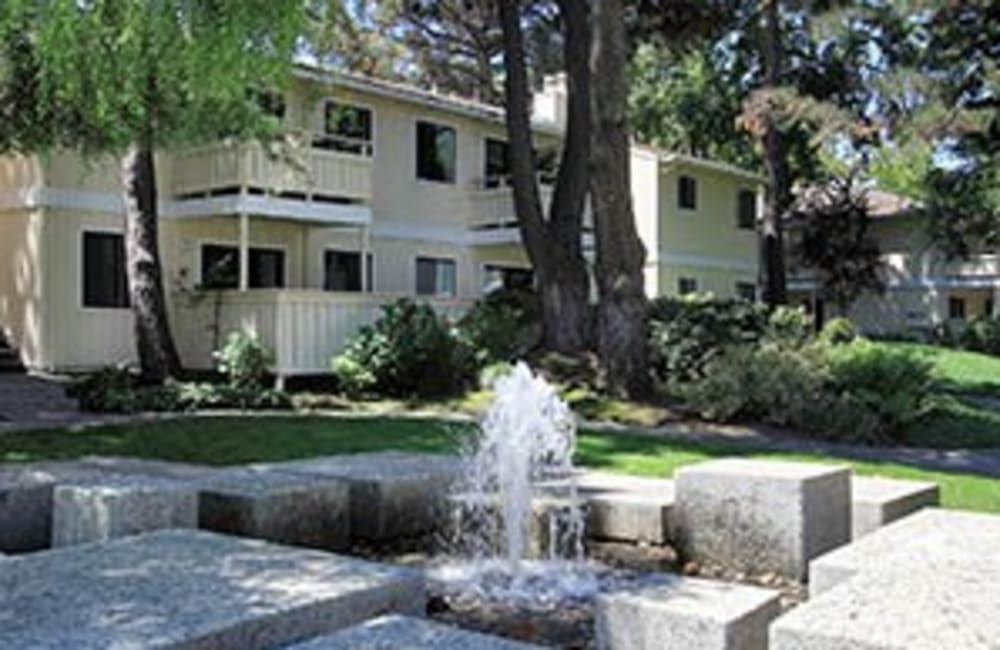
{"left": 429, "top": 363, "right": 650, "bottom": 624}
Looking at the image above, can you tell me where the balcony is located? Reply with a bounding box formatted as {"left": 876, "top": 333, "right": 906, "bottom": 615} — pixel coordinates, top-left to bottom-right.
{"left": 169, "top": 133, "right": 373, "bottom": 205}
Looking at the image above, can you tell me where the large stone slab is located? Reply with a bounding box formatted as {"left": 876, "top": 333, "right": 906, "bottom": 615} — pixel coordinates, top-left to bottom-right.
{"left": 771, "top": 554, "right": 1000, "bottom": 650}
{"left": 197, "top": 466, "right": 351, "bottom": 550}
{"left": 810, "top": 507, "right": 1000, "bottom": 596}
{"left": 0, "top": 461, "right": 115, "bottom": 552}
{"left": 576, "top": 472, "right": 674, "bottom": 545}
{"left": 77, "top": 455, "right": 219, "bottom": 481}
{"left": 674, "top": 459, "right": 851, "bottom": 581}
{"left": 283, "top": 615, "right": 542, "bottom": 649}
{"left": 264, "top": 452, "right": 464, "bottom": 540}
{"left": 850, "top": 475, "right": 939, "bottom": 539}
{"left": 0, "top": 529, "right": 424, "bottom": 649}
{"left": 52, "top": 474, "right": 199, "bottom": 546}
{"left": 595, "top": 575, "right": 781, "bottom": 650}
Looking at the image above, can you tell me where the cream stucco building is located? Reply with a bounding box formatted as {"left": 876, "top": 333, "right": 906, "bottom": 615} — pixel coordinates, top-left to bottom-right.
{"left": 0, "top": 66, "right": 764, "bottom": 379}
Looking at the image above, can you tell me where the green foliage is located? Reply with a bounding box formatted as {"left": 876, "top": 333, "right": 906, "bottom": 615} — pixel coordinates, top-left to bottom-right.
{"left": 71, "top": 366, "right": 290, "bottom": 414}
{"left": 648, "top": 295, "right": 770, "bottom": 382}
{"left": 764, "top": 306, "right": 812, "bottom": 346}
{"left": 818, "top": 317, "right": 857, "bottom": 345}
{"left": 331, "top": 298, "right": 476, "bottom": 398}
{"left": 457, "top": 287, "right": 541, "bottom": 366}
{"left": 0, "top": 0, "right": 305, "bottom": 155}
{"left": 958, "top": 316, "right": 1000, "bottom": 356}
{"left": 824, "top": 340, "right": 934, "bottom": 441}
{"left": 213, "top": 331, "right": 272, "bottom": 391}
{"left": 329, "top": 356, "right": 376, "bottom": 398}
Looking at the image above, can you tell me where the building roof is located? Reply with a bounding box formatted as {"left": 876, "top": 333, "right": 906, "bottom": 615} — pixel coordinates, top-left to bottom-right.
{"left": 632, "top": 144, "right": 766, "bottom": 184}
{"left": 293, "top": 64, "right": 564, "bottom": 136}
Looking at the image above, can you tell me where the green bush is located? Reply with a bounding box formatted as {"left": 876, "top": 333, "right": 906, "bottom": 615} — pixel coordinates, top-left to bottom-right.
{"left": 648, "top": 295, "right": 770, "bottom": 382}
{"left": 213, "top": 330, "right": 272, "bottom": 390}
{"left": 329, "top": 356, "right": 375, "bottom": 398}
{"left": 824, "top": 340, "right": 933, "bottom": 441}
{"left": 331, "top": 298, "right": 477, "bottom": 398}
{"left": 457, "top": 287, "right": 541, "bottom": 365}
{"left": 818, "top": 317, "right": 857, "bottom": 345}
{"left": 958, "top": 316, "right": 1000, "bottom": 354}
{"left": 764, "top": 305, "right": 812, "bottom": 346}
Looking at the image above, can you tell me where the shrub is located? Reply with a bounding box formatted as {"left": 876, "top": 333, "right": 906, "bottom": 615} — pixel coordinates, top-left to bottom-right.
{"left": 818, "top": 317, "right": 857, "bottom": 345}
{"left": 958, "top": 316, "right": 1000, "bottom": 354}
{"left": 824, "top": 340, "right": 933, "bottom": 441}
{"left": 764, "top": 305, "right": 812, "bottom": 346}
{"left": 648, "top": 295, "right": 770, "bottom": 382}
{"left": 329, "top": 356, "right": 375, "bottom": 398}
{"left": 213, "top": 331, "right": 272, "bottom": 390}
{"left": 458, "top": 287, "right": 541, "bottom": 365}
{"left": 331, "top": 298, "right": 477, "bottom": 398}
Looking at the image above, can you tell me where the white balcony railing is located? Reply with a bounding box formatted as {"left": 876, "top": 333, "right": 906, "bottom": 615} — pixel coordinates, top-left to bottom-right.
{"left": 170, "top": 134, "right": 372, "bottom": 202}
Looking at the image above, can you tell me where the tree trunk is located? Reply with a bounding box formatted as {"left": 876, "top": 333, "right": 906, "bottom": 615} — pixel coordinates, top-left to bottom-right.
{"left": 499, "top": 0, "right": 591, "bottom": 353}
{"left": 760, "top": 0, "right": 789, "bottom": 306}
{"left": 589, "top": 0, "right": 650, "bottom": 398}
{"left": 121, "top": 141, "right": 182, "bottom": 382}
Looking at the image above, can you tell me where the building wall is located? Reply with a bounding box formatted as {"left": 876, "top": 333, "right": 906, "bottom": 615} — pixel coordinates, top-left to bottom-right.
{"left": 654, "top": 162, "right": 760, "bottom": 299}
{"left": 0, "top": 209, "right": 47, "bottom": 368}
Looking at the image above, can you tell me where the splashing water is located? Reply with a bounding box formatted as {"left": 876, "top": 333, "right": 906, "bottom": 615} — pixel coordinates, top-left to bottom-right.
{"left": 430, "top": 362, "right": 615, "bottom": 611}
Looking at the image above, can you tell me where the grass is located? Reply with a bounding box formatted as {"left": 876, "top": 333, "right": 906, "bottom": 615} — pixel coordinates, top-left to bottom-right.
{"left": 2, "top": 415, "right": 998, "bottom": 514}
{"left": 880, "top": 341, "right": 1000, "bottom": 395}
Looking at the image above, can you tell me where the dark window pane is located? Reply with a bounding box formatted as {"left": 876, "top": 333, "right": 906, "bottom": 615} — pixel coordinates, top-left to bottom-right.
{"left": 483, "top": 264, "right": 533, "bottom": 293}
{"left": 416, "top": 257, "right": 456, "bottom": 296}
{"left": 678, "top": 175, "right": 697, "bottom": 210}
{"left": 82, "top": 232, "right": 129, "bottom": 308}
{"left": 678, "top": 277, "right": 698, "bottom": 295}
{"left": 319, "top": 102, "right": 373, "bottom": 154}
{"left": 417, "top": 121, "right": 456, "bottom": 183}
{"left": 201, "top": 245, "right": 239, "bottom": 290}
{"left": 738, "top": 190, "right": 757, "bottom": 229}
{"left": 249, "top": 249, "right": 285, "bottom": 288}
{"left": 736, "top": 282, "right": 757, "bottom": 301}
{"left": 324, "top": 250, "right": 373, "bottom": 292}
{"left": 949, "top": 297, "right": 966, "bottom": 320}
{"left": 484, "top": 138, "right": 510, "bottom": 188}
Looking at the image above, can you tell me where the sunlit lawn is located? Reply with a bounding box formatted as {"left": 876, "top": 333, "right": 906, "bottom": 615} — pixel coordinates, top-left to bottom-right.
{"left": 2, "top": 416, "right": 997, "bottom": 514}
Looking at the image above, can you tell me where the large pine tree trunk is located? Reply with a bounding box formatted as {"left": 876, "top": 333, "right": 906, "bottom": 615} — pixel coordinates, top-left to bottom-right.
{"left": 121, "top": 141, "right": 182, "bottom": 382}
{"left": 499, "top": 0, "right": 591, "bottom": 353}
{"left": 589, "top": 0, "right": 650, "bottom": 398}
{"left": 760, "top": 0, "right": 789, "bottom": 306}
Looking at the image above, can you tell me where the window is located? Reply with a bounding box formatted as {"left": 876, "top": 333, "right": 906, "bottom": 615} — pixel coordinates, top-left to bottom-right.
{"left": 678, "top": 277, "right": 698, "bottom": 295}
{"left": 256, "top": 91, "right": 286, "bottom": 120}
{"left": 324, "top": 250, "right": 373, "bottom": 292}
{"left": 200, "top": 244, "right": 285, "bottom": 289}
{"left": 737, "top": 189, "right": 757, "bottom": 229}
{"left": 82, "top": 232, "right": 129, "bottom": 309}
{"left": 987, "top": 299, "right": 995, "bottom": 317}
{"left": 949, "top": 297, "right": 966, "bottom": 320}
{"left": 416, "top": 257, "right": 457, "bottom": 297}
{"left": 483, "top": 264, "right": 533, "bottom": 294}
{"left": 416, "top": 121, "right": 457, "bottom": 183}
{"left": 736, "top": 282, "right": 757, "bottom": 302}
{"left": 316, "top": 102, "right": 373, "bottom": 155}
{"left": 484, "top": 138, "right": 510, "bottom": 188}
{"left": 678, "top": 175, "right": 697, "bottom": 210}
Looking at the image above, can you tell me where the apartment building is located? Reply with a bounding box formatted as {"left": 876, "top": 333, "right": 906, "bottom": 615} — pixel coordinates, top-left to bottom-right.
{"left": 0, "top": 66, "right": 763, "bottom": 379}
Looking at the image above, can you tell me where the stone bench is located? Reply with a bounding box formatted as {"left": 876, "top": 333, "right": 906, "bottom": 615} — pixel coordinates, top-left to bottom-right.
{"left": 263, "top": 452, "right": 465, "bottom": 541}
{"left": 197, "top": 466, "right": 351, "bottom": 551}
{"left": 595, "top": 576, "right": 781, "bottom": 650}
{"left": 76, "top": 455, "right": 218, "bottom": 481}
{"left": 772, "top": 550, "right": 1000, "bottom": 649}
{"left": 0, "top": 530, "right": 424, "bottom": 649}
{"left": 850, "top": 475, "right": 939, "bottom": 539}
{"left": 283, "top": 615, "right": 543, "bottom": 649}
{"left": 576, "top": 472, "right": 674, "bottom": 545}
{"left": 52, "top": 474, "right": 199, "bottom": 546}
{"left": 673, "top": 459, "right": 851, "bottom": 581}
{"left": 809, "top": 508, "right": 1000, "bottom": 596}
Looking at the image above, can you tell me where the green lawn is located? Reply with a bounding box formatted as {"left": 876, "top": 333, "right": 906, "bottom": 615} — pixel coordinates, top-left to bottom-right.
{"left": 2, "top": 416, "right": 998, "bottom": 514}
{"left": 882, "top": 341, "right": 1000, "bottom": 395}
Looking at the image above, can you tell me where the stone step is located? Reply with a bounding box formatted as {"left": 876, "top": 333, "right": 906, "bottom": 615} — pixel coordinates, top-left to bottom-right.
{"left": 283, "top": 615, "right": 544, "bottom": 649}
{"left": 596, "top": 575, "right": 781, "bottom": 650}
{"left": 0, "top": 529, "right": 424, "bottom": 649}
{"left": 850, "top": 475, "right": 939, "bottom": 539}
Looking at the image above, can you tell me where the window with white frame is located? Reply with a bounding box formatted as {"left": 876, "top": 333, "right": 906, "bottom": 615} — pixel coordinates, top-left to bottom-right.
{"left": 678, "top": 175, "right": 697, "bottom": 210}
{"left": 737, "top": 189, "right": 757, "bottom": 229}
{"left": 82, "top": 232, "right": 129, "bottom": 309}
{"left": 416, "top": 256, "right": 457, "bottom": 297}
{"left": 678, "top": 276, "right": 698, "bottom": 295}
{"left": 316, "top": 101, "right": 373, "bottom": 155}
{"left": 482, "top": 264, "right": 533, "bottom": 294}
{"left": 324, "top": 249, "right": 373, "bottom": 292}
{"left": 484, "top": 138, "right": 510, "bottom": 188}
{"left": 736, "top": 282, "right": 757, "bottom": 302}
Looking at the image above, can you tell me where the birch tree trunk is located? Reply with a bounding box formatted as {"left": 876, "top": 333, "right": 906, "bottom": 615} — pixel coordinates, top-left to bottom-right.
{"left": 590, "top": 0, "right": 650, "bottom": 397}
{"left": 121, "top": 140, "right": 182, "bottom": 382}
{"left": 760, "top": 0, "right": 790, "bottom": 306}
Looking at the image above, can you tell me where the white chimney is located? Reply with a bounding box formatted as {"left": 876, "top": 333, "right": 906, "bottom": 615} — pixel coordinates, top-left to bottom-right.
{"left": 532, "top": 73, "right": 568, "bottom": 130}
